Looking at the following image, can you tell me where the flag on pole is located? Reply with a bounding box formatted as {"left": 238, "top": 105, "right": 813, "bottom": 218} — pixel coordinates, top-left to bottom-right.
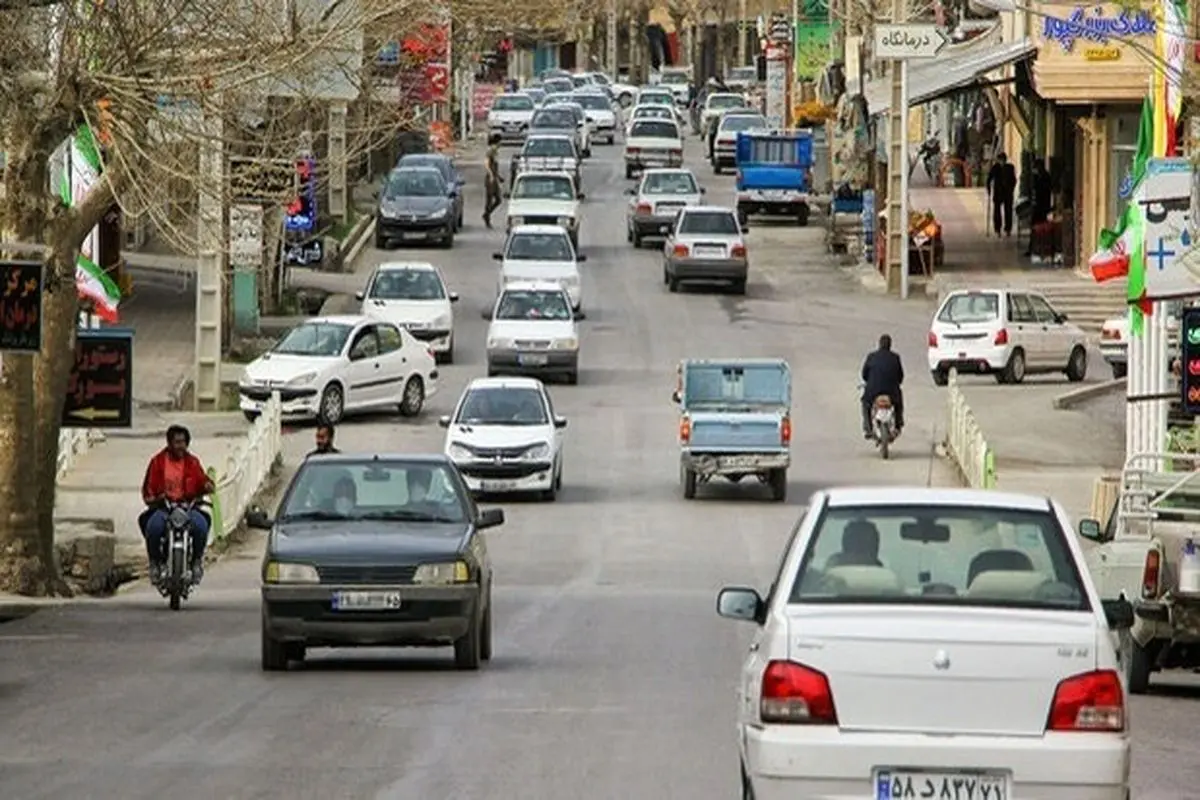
{"left": 75, "top": 256, "right": 121, "bottom": 322}
{"left": 58, "top": 125, "right": 122, "bottom": 322}
{"left": 1090, "top": 97, "right": 1153, "bottom": 281}
{"left": 1160, "top": 0, "right": 1187, "bottom": 156}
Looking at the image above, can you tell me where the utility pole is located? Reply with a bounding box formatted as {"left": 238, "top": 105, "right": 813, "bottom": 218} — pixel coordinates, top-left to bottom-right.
{"left": 883, "top": 0, "right": 909, "bottom": 299}
{"left": 608, "top": 0, "right": 618, "bottom": 76}
{"left": 738, "top": 0, "right": 747, "bottom": 64}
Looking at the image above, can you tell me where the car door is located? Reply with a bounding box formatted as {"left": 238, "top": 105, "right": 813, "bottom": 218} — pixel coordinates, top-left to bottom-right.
{"left": 542, "top": 387, "right": 566, "bottom": 459}
{"left": 375, "top": 322, "right": 413, "bottom": 401}
{"left": 1006, "top": 293, "right": 1042, "bottom": 366}
{"left": 1027, "top": 292, "right": 1071, "bottom": 369}
{"left": 344, "top": 324, "right": 384, "bottom": 408}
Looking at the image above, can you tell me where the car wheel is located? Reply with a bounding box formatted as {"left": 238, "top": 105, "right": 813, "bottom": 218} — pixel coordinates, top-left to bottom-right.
{"left": 319, "top": 383, "right": 345, "bottom": 424}
{"left": 713, "top": 163, "right": 723, "bottom": 175}
{"left": 565, "top": 370, "right": 579, "bottom": 386}
{"left": 453, "top": 610, "right": 483, "bottom": 670}
{"left": 681, "top": 466, "right": 697, "bottom": 499}
{"left": 632, "top": 227, "right": 643, "bottom": 248}
{"left": 374, "top": 230, "right": 387, "bottom": 249}
{"left": 1120, "top": 630, "right": 1152, "bottom": 695}
{"left": 768, "top": 469, "right": 787, "bottom": 502}
{"left": 243, "top": 411, "right": 260, "bottom": 423}
{"left": 931, "top": 369, "right": 949, "bottom": 387}
{"left": 440, "top": 228, "right": 455, "bottom": 249}
{"left": 399, "top": 376, "right": 425, "bottom": 417}
{"left": 438, "top": 338, "right": 454, "bottom": 365}
{"left": 1112, "top": 361, "right": 1128, "bottom": 379}
{"left": 668, "top": 275, "right": 680, "bottom": 293}
{"left": 1065, "top": 346, "right": 1087, "bottom": 382}
{"left": 261, "top": 610, "right": 289, "bottom": 672}
{"left": 797, "top": 205, "right": 810, "bottom": 227}
{"left": 625, "top": 165, "right": 635, "bottom": 179}
{"left": 285, "top": 642, "right": 306, "bottom": 664}
{"left": 480, "top": 598, "right": 493, "bottom": 662}
{"left": 730, "top": 279, "right": 746, "bottom": 295}
{"left": 540, "top": 477, "right": 558, "bottom": 502}
{"left": 999, "top": 349, "right": 1026, "bottom": 384}
{"left": 741, "top": 764, "right": 755, "bottom": 800}
{"left": 663, "top": 266, "right": 670, "bottom": 286}
{"left": 737, "top": 211, "right": 748, "bottom": 228}
{"left": 626, "top": 223, "right": 633, "bottom": 243}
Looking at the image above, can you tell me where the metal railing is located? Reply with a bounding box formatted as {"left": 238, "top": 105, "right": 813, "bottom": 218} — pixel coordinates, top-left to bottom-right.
{"left": 212, "top": 393, "right": 283, "bottom": 541}
{"left": 944, "top": 369, "right": 996, "bottom": 489}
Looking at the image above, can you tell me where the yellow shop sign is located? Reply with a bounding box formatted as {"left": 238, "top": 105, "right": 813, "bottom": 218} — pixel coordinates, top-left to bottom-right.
{"left": 1084, "top": 46, "right": 1121, "bottom": 61}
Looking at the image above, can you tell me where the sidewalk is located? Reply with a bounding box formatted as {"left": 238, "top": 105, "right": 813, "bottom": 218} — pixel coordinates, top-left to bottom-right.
{"left": 909, "top": 173, "right": 1031, "bottom": 275}
{"left": 120, "top": 282, "right": 195, "bottom": 407}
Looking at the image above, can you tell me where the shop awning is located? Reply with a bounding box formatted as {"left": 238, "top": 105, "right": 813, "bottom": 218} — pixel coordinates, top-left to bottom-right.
{"left": 863, "top": 40, "right": 1036, "bottom": 116}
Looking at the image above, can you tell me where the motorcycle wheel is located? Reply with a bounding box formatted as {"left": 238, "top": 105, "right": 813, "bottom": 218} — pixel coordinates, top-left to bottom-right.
{"left": 168, "top": 546, "right": 185, "bottom": 610}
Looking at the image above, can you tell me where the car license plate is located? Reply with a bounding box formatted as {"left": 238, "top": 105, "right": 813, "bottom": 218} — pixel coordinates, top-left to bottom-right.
{"left": 721, "top": 455, "right": 762, "bottom": 468}
{"left": 401, "top": 231, "right": 425, "bottom": 240}
{"left": 481, "top": 479, "right": 517, "bottom": 492}
{"left": 762, "top": 190, "right": 787, "bottom": 201}
{"left": 518, "top": 353, "right": 548, "bottom": 366}
{"left": 875, "top": 771, "right": 1008, "bottom": 800}
{"left": 695, "top": 246, "right": 725, "bottom": 257}
{"left": 332, "top": 591, "right": 402, "bottom": 611}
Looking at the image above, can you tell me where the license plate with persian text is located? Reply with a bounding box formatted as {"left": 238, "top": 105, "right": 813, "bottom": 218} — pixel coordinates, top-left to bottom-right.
{"left": 332, "top": 591, "right": 402, "bottom": 611}
{"left": 875, "top": 771, "right": 1007, "bottom": 800}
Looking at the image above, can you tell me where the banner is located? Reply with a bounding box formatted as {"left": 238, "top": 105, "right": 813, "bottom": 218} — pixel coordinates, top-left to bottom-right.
{"left": 1139, "top": 157, "right": 1195, "bottom": 300}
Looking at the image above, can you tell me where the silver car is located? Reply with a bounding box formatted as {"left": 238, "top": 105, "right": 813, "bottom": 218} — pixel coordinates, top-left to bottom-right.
{"left": 662, "top": 206, "right": 748, "bottom": 295}
{"left": 625, "top": 168, "right": 705, "bottom": 248}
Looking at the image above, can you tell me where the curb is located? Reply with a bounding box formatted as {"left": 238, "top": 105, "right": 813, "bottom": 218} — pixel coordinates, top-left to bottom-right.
{"left": 345, "top": 217, "right": 377, "bottom": 270}
{"left": 1053, "top": 377, "right": 1126, "bottom": 410}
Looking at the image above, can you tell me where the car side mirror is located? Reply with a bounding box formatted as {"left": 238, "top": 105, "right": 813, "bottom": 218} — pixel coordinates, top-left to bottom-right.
{"left": 716, "top": 586, "right": 765, "bottom": 624}
{"left": 1102, "top": 598, "right": 1134, "bottom": 630}
{"left": 577, "top": 192, "right": 586, "bottom": 200}
{"left": 492, "top": 252, "right": 504, "bottom": 260}
{"left": 700, "top": 187, "right": 707, "bottom": 194}
{"left": 477, "top": 507, "right": 505, "bottom": 529}
{"left": 244, "top": 506, "right": 273, "bottom": 530}
{"left": 573, "top": 309, "right": 587, "bottom": 320}
{"left": 481, "top": 306, "right": 495, "bottom": 320}
{"left": 449, "top": 292, "right": 459, "bottom": 302}
{"left": 554, "top": 416, "right": 568, "bottom": 429}
{"left": 1057, "top": 313, "right": 1069, "bottom": 322}
{"left": 1077, "top": 518, "right": 1105, "bottom": 542}
{"left": 671, "top": 389, "right": 682, "bottom": 403}
{"left": 438, "top": 415, "right": 451, "bottom": 428}
{"left": 576, "top": 254, "right": 588, "bottom": 263}
{"left": 354, "top": 291, "right": 364, "bottom": 301}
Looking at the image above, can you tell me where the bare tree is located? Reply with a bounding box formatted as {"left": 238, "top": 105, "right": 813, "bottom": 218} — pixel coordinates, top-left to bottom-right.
{"left": 0, "top": 0, "right": 428, "bottom": 595}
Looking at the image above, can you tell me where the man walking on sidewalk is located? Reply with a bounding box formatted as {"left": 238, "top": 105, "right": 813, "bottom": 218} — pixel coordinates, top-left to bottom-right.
{"left": 986, "top": 152, "right": 1017, "bottom": 237}
{"left": 482, "top": 133, "right": 503, "bottom": 229}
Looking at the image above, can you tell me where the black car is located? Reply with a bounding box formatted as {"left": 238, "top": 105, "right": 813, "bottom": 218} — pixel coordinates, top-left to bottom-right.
{"left": 396, "top": 153, "right": 465, "bottom": 231}
{"left": 248, "top": 454, "right": 505, "bottom": 671}
{"left": 375, "top": 167, "right": 457, "bottom": 249}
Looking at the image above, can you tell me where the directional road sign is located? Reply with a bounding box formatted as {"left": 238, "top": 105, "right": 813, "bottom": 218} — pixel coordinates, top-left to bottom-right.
{"left": 874, "top": 24, "right": 949, "bottom": 59}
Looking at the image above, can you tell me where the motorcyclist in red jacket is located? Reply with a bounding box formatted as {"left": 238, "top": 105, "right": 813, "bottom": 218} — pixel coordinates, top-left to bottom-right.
{"left": 139, "top": 425, "right": 215, "bottom": 581}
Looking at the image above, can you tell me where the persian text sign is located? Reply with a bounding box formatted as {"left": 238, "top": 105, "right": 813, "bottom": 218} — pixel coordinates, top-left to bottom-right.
{"left": 1042, "top": 7, "right": 1155, "bottom": 53}
{"left": 0, "top": 260, "right": 43, "bottom": 352}
{"left": 63, "top": 329, "right": 133, "bottom": 428}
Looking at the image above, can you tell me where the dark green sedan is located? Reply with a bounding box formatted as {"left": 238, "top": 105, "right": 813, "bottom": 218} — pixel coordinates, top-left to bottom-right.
{"left": 246, "top": 453, "right": 505, "bottom": 672}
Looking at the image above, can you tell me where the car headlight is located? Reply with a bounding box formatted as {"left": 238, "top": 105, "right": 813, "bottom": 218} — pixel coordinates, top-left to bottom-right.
{"left": 524, "top": 443, "right": 551, "bottom": 460}
{"left": 429, "top": 207, "right": 448, "bottom": 219}
{"left": 264, "top": 562, "right": 319, "bottom": 584}
{"left": 561, "top": 275, "right": 580, "bottom": 287}
{"left": 447, "top": 442, "right": 474, "bottom": 460}
{"left": 413, "top": 561, "right": 470, "bottom": 584}
{"left": 552, "top": 337, "right": 578, "bottom": 351}
{"left": 432, "top": 313, "right": 452, "bottom": 328}
{"left": 488, "top": 337, "right": 512, "bottom": 349}
{"left": 286, "top": 372, "right": 317, "bottom": 386}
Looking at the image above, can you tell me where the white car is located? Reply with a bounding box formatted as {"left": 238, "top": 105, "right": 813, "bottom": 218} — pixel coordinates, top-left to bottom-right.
{"left": 718, "top": 486, "right": 1131, "bottom": 800}
{"left": 439, "top": 377, "right": 568, "bottom": 500}
{"left": 1100, "top": 308, "right": 1180, "bottom": 379}
{"left": 927, "top": 288, "right": 1089, "bottom": 385}
{"left": 586, "top": 71, "right": 637, "bottom": 107}
{"left": 356, "top": 261, "right": 458, "bottom": 364}
{"left": 486, "top": 281, "right": 580, "bottom": 385}
{"left": 487, "top": 93, "right": 537, "bottom": 143}
{"left": 625, "top": 104, "right": 677, "bottom": 136}
{"left": 624, "top": 118, "right": 684, "bottom": 179}
{"left": 237, "top": 315, "right": 437, "bottom": 423}
{"left": 655, "top": 67, "right": 692, "bottom": 105}
{"left": 529, "top": 105, "right": 587, "bottom": 157}
{"left": 635, "top": 88, "right": 685, "bottom": 125}
{"left": 699, "top": 92, "right": 749, "bottom": 136}
{"left": 712, "top": 111, "right": 768, "bottom": 172}
{"left": 509, "top": 133, "right": 581, "bottom": 189}
{"left": 571, "top": 91, "right": 618, "bottom": 145}
{"left": 625, "top": 167, "right": 705, "bottom": 247}
{"left": 542, "top": 98, "right": 593, "bottom": 156}
{"left": 505, "top": 171, "right": 584, "bottom": 247}
{"left": 494, "top": 224, "right": 586, "bottom": 312}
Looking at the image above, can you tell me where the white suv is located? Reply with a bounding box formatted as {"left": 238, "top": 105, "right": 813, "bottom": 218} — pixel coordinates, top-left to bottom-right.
{"left": 927, "top": 288, "right": 1089, "bottom": 385}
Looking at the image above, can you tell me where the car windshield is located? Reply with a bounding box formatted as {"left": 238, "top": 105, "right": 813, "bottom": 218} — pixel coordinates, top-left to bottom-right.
{"left": 273, "top": 322, "right": 353, "bottom": 357}
{"left": 591, "top": 73, "right": 611, "bottom": 86}
{"left": 493, "top": 95, "right": 534, "bottom": 111}
{"left": 679, "top": 211, "right": 738, "bottom": 235}
{"left": 524, "top": 138, "right": 574, "bottom": 157}
{"left": 385, "top": 169, "right": 445, "bottom": 197}
{"left": 280, "top": 461, "right": 467, "bottom": 524}
{"left": 574, "top": 94, "right": 611, "bottom": 110}
{"left": 397, "top": 155, "right": 449, "bottom": 175}
{"left": 533, "top": 109, "right": 574, "bottom": 128}
{"left": 512, "top": 176, "right": 574, "bottom": 200}
{"left": 545, "top": 79, "right": 573, "bottom": 93}
{"left": 939, "top": 292, "right": 1000, "bottom": 324}
{"left": 631, "top": 121, "right": 678, "bottom": 139}
{"left": 788, "top": 504, "right": 1090, "bottom": 611}
{"left": 660, "top": 72, "right": 688, "bottom": 85}
{"left": 709, "top": 95, "right": 744, "bottom": 109}
{"left": 642, "top": 172, "right": 697, "bottom": 194}
{"left": 506, "top": 233, "right": 574, "bottom": 261}
{"left": 640, "top": 93, "right": 673, "bottom": 105}
{"left": 571, "top": 75, "right": 590, "bottom": 86}
{"left": 368, "top": 269, "right": 445, "bottom": 300}
{"left": 496, "top": 289, "right": 572, "bottom": 321}
{"left": 455, "top": 386, "right": 548, "bottom": 425}
{"left": 721, "top": 115, "right": 767, "bottom": 132}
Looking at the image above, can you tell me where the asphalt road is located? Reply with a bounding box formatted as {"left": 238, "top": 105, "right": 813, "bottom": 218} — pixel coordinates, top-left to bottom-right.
{"left": 2, "top": 139, "right": 1198, "bottom": 799}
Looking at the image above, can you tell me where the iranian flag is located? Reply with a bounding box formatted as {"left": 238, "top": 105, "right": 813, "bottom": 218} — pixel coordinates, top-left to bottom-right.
{"left": 1089, "top": 96, "right": 1153, "bottom": 286}
{"left": 59, "top": 126, "right": 122, "bottom": 322}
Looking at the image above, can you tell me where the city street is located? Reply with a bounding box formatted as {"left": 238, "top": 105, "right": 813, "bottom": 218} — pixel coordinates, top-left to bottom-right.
{"left": 1, "top": 139, "right": 1197, "bottom": 799}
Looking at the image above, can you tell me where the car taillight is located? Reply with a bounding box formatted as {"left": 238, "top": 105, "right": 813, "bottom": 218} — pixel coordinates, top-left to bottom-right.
{"left": 1101, "top": 327, "right": 1122, "bottom": 341}
{"left": 672, "top": 244, "right": 689, "bottom": 257}
{"left": 928, "top": 331, "right": 938, "bottom": 347}
{"left": 627, "top": 147, "right": 640, "bottom": 155}
{"left": 679, "top": 416, "right": 690, "bottom": 443}
{"left": 1142, "top": 549, "right": 1161, "bottom": 599}
{"left": 994, "top": 329, "right": 1009, "bottom": 345}
{"left": 1046, "top": 670, "right": 1124, "bottom": 732}
{"left": 731, "top": 244, "right": 747, "bottom": 258}
{"left": 636, "top": 202, "right": 652, "bottom": 215}
{"left": 780, "top": 416, "right": 791, "bottom": 444}
{"left": 760, "top": 660, "right": 838, "bottom": 725}
{"left": 670, "top": 148, "right": 682, "bottom": 156}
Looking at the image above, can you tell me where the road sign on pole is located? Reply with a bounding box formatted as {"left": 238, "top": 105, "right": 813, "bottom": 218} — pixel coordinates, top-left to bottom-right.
{"left": 873, "top": 24, "right": 949, "bottom": 60}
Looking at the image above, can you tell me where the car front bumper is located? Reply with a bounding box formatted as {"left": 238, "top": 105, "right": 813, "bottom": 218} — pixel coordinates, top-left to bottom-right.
{"left": 488, "top": 348, "right": 578, "bottom": 376}
{"left": 262, "top": 583, "right": 480, "bottom": 647}
{"left": 1099, "top": 343, "right": 1127, "bottom": 366}
{"left": 744, "top": 724, "right": 1129, "bottom": 800}
{"left": 736, "top": 194, "right": 810, "bottom": 215}
{"left": 489, "top": 124, "right": 529, "bottom": 142}
{"left": 239, "top": 387, "right": 320, "bottom": 418}
{"left": 453, "top": 460, "right": 556, "bottom": 493}
{"left": 928, "top": 344, "right": 1011, "bottom": 374}
{"left": 377, "top": 217, "right": 453, "bottom": 242}
{"left": 667, "top": 256, "right": 748, "bottom": 282}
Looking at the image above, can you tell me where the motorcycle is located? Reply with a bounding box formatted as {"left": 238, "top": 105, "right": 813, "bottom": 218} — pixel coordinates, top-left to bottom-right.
{"left": 154, "top": 499, "right": 208, "bottom": 610}
{"left": 910, "top": 133, "right": 942, "bottom": 181}
{"left": 870, "top": 395, "right": 898, "bottom": 460}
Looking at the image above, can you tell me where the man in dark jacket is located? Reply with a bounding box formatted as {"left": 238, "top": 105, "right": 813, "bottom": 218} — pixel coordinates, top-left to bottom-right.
{"left": 861, "top": 334, "right": 904, "bottom": 437}
{"left": 986, "top": 152, "right": 1018, "bottom": 237}
{"left": 308, "top": 422, "right": 340, "bottom": 457}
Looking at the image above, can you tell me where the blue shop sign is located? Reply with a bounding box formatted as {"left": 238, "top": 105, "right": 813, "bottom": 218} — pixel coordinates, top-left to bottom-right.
{"left": 1042, "top": 7, "right": 1156, "bottom": 53}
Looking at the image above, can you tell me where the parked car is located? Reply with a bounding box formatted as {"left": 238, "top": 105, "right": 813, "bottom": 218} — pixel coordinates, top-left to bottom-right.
{"left": 718, "top": 486, "right": 1131, "bottom": 799}
{"left": 395, "top": 153, "right": 464, "bottom": 230}
{"left": 571, "top": 91, "right": 618, "bottom": 145}
{"left": 927, "top": 289, "right": 1089, "bottom": 385}
{"left": 663, "top": 206, "right": 749, "bottom": 294}
{"left": 356, "top": 261, "right": 459, "bottom": 363}
{"left": 374, "top": 167, "right": 456, "bottom": 249}
{"left": 485, "top": 282, "right": 580, "bottom": 384}
{"left": 494, "top": 224, "right": 586, "bottom": 311}
{"left": 504, "top": 171, "right": 584, "bottom": 248}
{"left": 624, "top": 119, "right": 684, "bottom": 178}
{"left": 237, "top": 315, "right": 438, "bottom": 423}
{"left": 439, "top": 377, "right": 569, "bottom": 500}
{"left": 1100, "top": 306, "right": 1182, "bottom": 379}
{"left": 486, "top": 93, "right": 537, "bottom": 144}
{"left": 625, "top": 167, "right": 705, "bottom": 247}
{"left": 252, "top": 453, "right": 504, "bottom": 671}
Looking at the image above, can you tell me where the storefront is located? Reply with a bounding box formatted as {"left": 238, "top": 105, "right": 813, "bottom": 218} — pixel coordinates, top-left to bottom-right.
{"left": 1024, "top": 1, "right": 1159, "bottom": 269}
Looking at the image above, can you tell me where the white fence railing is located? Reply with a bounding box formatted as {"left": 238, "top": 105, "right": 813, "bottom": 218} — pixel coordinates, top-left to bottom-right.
{"left": 945, "top": 369, "right": 996, "bottom": 489}
{"left": 213, "top": 393, "right": 283, "bottom": 540}
{"left": 57, "top": 316, "right": 104, "bottom": 481}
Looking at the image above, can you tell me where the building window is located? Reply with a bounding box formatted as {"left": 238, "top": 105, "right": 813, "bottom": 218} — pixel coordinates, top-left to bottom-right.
{"left": 1109, "top": 112, "right": 1139, "bottom": 224}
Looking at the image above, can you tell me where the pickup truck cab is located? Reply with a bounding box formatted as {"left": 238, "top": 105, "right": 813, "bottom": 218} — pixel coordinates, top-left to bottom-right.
{"left": 672, "top": 358, "right": 790, "bottom": 501}
{"left": 509, "top": 133, "right": 581, "bottom": 189}
{"left": 735, "top": 129, "right": 814, "bottom": 227}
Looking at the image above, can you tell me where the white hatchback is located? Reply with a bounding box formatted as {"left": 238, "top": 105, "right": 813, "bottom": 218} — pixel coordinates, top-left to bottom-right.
{"left": 494, "top": 224, "right": 586, "bottom": 312}
{"left": 356, "top": 262, "right": 458, "bottom": 363}
{"left": 927, "top": 289, "right": 1089, "bottom": 385}
{"left": 718, "top": 486, "right": 1131, "bottom": 800}
{"left": 439, "top": 377, "right": 569, "bottom": 500}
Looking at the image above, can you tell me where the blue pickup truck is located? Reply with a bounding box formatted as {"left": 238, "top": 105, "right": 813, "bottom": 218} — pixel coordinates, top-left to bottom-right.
{"left": 672, "top": 358, "right": 791, "bottom": 501}
{"left": 734, "top": 130, "right": 814, "bottom": 227}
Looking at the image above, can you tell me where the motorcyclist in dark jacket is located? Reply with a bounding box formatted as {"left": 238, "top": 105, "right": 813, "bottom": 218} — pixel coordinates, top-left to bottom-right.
{"left": 861, "top": 334, "right": 904, "bottom": 437}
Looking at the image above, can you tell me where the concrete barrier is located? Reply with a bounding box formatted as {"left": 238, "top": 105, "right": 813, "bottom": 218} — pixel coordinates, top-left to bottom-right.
{"left": 211, "top": 393, "right": 283, "bottom": 541}
{"left": 944, "top": 369, "right": 997, "bottom": 489}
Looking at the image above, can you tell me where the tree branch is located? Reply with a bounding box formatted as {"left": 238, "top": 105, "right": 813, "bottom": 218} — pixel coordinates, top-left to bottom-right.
{"left": 0, "top": 0, "right": 64, "bottom": 8}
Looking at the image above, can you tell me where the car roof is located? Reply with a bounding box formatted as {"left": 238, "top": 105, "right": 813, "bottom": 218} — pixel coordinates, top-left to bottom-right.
{"left": 500, "top": 280, "right": 569, "bottom": 292}
{"left": 641, "top": 167, "right": 695, "bottom": 176}
{"left": 302, "top": 452, "right": 455, "bottom": 467}
{"left": 466, "top": 376, "right": 546, "bottom": 391}
{"left": 708, "top": 92, "right": 744, "bottom": 99}
{"left": 305, "top": 314, "right": 371, "bottom": 326}
{"left": 509, "top": 224, "right": 571, "bottom": 235}
{"left": 375, "top": 261, "right": 439, "bottom": 273}
{"left": 399, "top": 152, "right": 450, "bottom": 163}
{"left": 390, "top": 165, "right": 443, "bottom": 176}
{"left": 513, "top": 170, "right": 574, "bottom": 181}
{"left": 679, "top": 205, "right": 735, "bottom": 215}
{"left": 526, "top": 132, "right": 573, "bottom": 141}
{"left": 821, "top": 486, "right": 1053, "bottom": 512}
